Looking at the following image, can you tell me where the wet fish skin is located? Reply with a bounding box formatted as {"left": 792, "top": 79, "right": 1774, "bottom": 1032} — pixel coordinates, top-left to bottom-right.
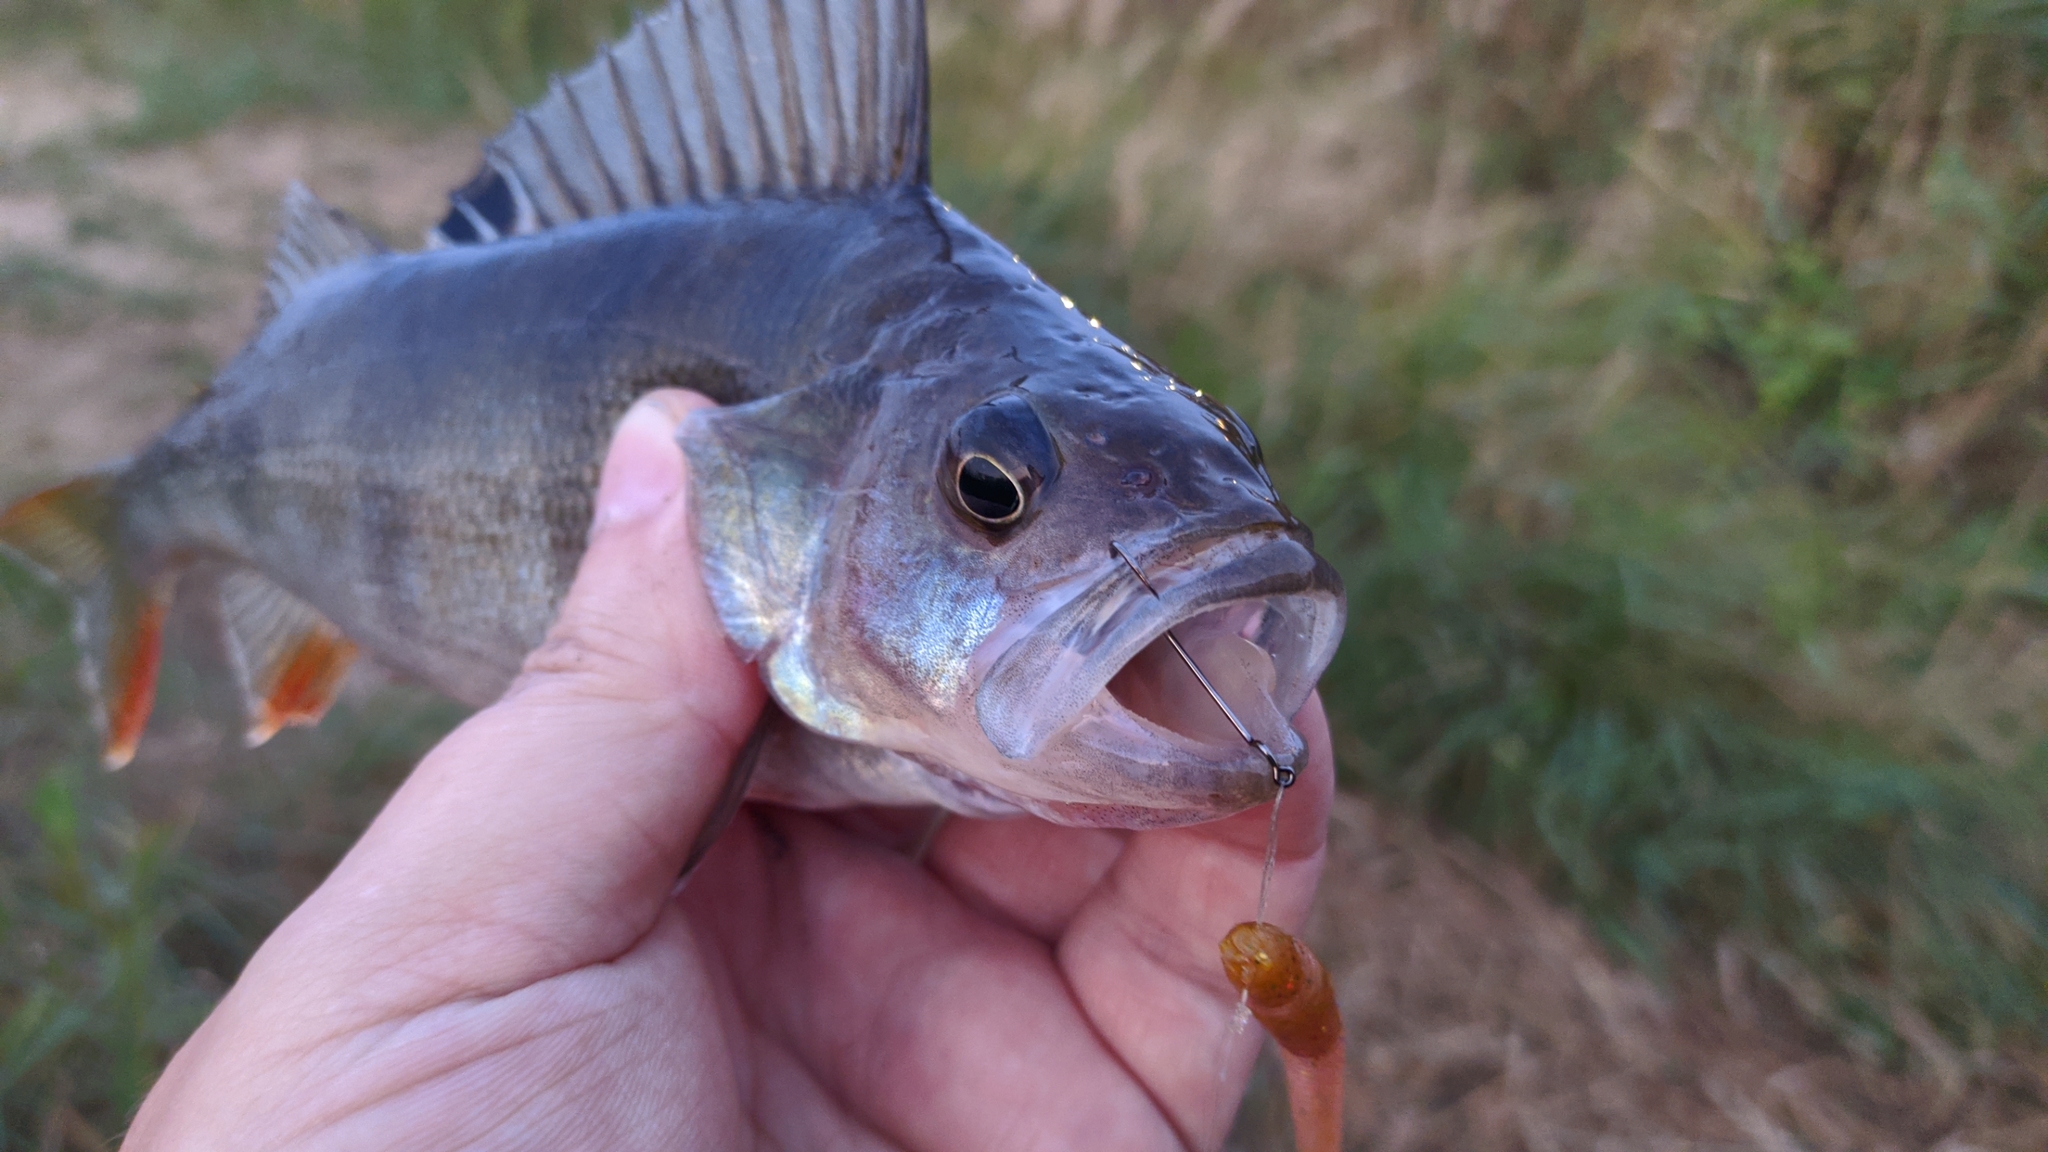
{"left": 2, "top": 0, "right": 1346, "bottom": 825}
{"left": 682, "top": 198, "right": 1337, "bottom": 822}
{"left": 119, "top": 189, "right": 1323, "bottom": 822}
{"left": 122, "top": 195, "right": 954, "bottom": 704}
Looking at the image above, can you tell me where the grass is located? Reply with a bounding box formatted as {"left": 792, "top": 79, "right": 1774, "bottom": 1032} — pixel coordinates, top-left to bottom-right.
{"left": 5, "top": 0, "right": 2048, "bottom": 1139}
{"left": 0, "top": 256, "right": 197, "bottom": 332}
{"left": 0, "top": 561, "right": 462, "bottom": 1145}
{"left": 932, "top": 0, "right": 2048, "bottom": 1053}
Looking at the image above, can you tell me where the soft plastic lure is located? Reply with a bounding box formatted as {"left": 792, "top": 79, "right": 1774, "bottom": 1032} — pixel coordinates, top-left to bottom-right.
{"left": 1220, "top": 921, "right": 1345, "bottom": 1152}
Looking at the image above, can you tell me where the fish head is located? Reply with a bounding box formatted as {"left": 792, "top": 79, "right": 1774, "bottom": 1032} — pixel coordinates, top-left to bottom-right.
{"left": 956, "top": 333, "right": 1349, "bottom": 825}
{"left": 683, "top": 310, "right": 1343, "bottom": 829}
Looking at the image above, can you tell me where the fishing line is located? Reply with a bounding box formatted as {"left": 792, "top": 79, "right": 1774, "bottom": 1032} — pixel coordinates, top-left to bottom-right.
{"left": 1257, "top": 782, "right": 1285, "bottom": 925}
{"left": 1114, "top": 539, "right": 1304, "bottom": 1134}
{"left": 1109, "top": 541, "right": 1298, "bottom": 917}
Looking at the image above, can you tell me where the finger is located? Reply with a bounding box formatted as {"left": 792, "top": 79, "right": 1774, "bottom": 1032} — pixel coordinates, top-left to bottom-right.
{"left": 686, "top": 700, "right": 1335, "bottom": 1152}
{"left": 926, "top": 819, "right": 1129, "bottom": 940}
{"left": 264, "top": 389, "right": 766, "bottom": 1010}
{"left": 1057, "top": 695, "right": 1335, "bottom": 1146}
{"left": 685, "top": 810, "right": 1195, "bottom": 1152}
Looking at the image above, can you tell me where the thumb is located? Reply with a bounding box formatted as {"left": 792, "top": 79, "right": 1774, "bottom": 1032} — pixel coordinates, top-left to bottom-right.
{"left": 507, "top": 387, "right": 760, "bottom": 735}
{"left": 281, "top": 388, "right": 766, "bottom": 1000}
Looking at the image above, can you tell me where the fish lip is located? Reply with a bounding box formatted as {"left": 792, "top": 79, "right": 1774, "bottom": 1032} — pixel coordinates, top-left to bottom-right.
{"left": 971, "top": 527, "right": 1344, "bottom": 781}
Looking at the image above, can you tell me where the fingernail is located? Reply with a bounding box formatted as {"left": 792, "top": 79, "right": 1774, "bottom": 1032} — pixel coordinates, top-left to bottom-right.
{"left": 593, "top": 398, "right": 685, "bottom": 529}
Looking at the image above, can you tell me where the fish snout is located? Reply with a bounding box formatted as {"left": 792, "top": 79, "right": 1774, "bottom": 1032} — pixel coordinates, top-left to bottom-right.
{"left": 964, "top": 534, "right": 1342, "bottom": 826}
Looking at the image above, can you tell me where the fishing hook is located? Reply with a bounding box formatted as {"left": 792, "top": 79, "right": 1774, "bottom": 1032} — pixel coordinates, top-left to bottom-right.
{"left": 1110, "top": 541, "right": 1297, "bottom": 789}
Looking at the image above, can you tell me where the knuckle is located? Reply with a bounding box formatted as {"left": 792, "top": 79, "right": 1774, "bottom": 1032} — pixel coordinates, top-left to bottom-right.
{"left": 510, "top": 610, "right": 667, "bottom": 703}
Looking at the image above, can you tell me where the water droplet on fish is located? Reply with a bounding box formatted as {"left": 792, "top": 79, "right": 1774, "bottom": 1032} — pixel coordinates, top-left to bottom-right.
{"left": 1060, "top": 295, "right": 1075, "bottom": 309}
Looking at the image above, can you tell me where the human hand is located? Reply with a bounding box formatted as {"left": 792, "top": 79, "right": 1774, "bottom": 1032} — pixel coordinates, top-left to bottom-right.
{"left": 125, "top": 389, "right": 1333, "bottom": 1151}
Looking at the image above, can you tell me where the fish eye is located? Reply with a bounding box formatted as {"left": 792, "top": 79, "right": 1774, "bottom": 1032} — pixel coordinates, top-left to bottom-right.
{"left": 944, "top": 393, "right": 1061, "bottom": 532}
{"left": 956, "top": 455, "right": 1025, "bottom": 523}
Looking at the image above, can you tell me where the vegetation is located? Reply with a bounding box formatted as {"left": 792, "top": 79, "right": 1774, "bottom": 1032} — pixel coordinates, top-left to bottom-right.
{"left": 5, "top": 0, "right": 2048, "bottom": 1141}
{"left": 932, "top": 0, "right": 2048, "bottom": 1056}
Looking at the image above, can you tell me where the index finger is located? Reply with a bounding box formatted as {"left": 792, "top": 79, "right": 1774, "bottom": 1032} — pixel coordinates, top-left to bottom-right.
{"left": 1056, "top": 694, "right": 1334, "bottom": 1146}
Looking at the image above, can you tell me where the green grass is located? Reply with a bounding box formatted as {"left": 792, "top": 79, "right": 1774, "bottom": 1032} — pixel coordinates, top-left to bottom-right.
{"left": 6, "top": 0, "right": 2048, "bottom": 1139}
{"left": 0, "top": 256, "right": 195, "bottom": 333}
{"left": 3, "top": 0, "right": 643, "bottom": 141}
{"left": 0, "top": 564, "right": 463, "bottom": 1145}
{"left": 923, "top": 0, "right": 2048, "bottom": 1056}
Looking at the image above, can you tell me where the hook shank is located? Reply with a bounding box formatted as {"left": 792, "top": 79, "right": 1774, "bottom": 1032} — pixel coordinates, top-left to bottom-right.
{"left": 1110, "top": 542, "right": 1296, "bottom": 789}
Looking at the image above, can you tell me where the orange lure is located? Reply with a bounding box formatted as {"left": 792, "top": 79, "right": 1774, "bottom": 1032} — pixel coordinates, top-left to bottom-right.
{"left": 1220, "top": 921, "right": 1344, "bottom": 1152}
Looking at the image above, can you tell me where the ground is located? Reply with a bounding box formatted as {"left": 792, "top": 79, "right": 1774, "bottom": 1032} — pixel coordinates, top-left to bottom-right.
{"left": 0, "top": 46, "right": 2043, "bottom": 1152}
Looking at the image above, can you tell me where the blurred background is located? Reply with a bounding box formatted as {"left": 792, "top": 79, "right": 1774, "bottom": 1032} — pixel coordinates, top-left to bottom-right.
{"left": 3, "top": 0, "right": 2048, "bottom": 1147}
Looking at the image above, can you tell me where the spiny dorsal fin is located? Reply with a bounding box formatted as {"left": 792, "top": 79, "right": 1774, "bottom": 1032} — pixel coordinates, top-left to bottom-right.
{"left": 430, "top": 0, "right": 929, "bottom": 247}
{"left": 265, "top": 183, "right": 387, "bottom": 318}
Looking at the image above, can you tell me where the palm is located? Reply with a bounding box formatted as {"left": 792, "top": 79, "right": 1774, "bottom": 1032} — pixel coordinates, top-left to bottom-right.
{"left": 669, "top": 803, "right": 1319, "bottom": 1150}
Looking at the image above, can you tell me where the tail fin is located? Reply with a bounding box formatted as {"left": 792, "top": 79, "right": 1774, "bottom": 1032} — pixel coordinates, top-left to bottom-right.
{"left": 0, "top": 474, "right": 168, "bottom": 768}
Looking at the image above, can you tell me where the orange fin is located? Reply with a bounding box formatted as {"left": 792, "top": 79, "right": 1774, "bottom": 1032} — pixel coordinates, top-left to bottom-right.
{"left": 216, "top": 569, "right": 355, "bottom": 746}
{"left": 247, "top": 625, "right": 356, "bottom": 745}
{"left": 1, "top": 473, "right": 172, "bottom": 769}
{"left": 0, "top": 476, "right": 116, "bottom": 586}
{"left": 103, "top": 590, "right": 168, "bottom": 769}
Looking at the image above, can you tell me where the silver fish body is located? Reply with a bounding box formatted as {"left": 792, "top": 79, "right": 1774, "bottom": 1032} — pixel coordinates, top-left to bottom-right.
{"left": 2, "top": 0, "right": 1344, "bottom": 828}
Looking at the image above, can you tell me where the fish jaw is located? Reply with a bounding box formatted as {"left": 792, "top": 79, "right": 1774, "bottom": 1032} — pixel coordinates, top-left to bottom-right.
{"left": 956, "top": 530, "right": 1345, "bottom": 826}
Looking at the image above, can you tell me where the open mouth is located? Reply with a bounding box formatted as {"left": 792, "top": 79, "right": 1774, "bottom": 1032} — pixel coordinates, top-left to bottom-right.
{"left": 1104, "top": 600, "right": 1297, "bottom": 753}
{"left": 967, "top": 533, "right": 1344, "bottom": 819}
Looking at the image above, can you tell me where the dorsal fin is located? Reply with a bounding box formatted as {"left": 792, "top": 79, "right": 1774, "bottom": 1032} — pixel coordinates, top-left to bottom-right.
{"left": 264, "top": 183, "right": 387, "bottom": 318}
{"left": 429, "top": 0, "right": 928, "bottom": 247}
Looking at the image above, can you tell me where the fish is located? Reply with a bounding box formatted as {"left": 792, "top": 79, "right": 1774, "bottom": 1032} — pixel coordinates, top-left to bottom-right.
{"left": 0, "top": 0, "right": 1344, "bottom": 829}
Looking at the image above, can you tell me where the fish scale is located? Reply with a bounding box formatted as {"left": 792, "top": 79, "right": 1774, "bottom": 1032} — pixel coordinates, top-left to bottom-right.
{"left": 0, "top": 0, "right": 1343, "bottom": 829}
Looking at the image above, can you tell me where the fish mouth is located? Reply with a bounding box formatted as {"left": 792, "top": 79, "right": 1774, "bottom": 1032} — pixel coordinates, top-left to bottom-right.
{"left": 969, "top": 531, "right": 1344, "bottom": 826}
{"left": 1103, "top": 601, "right": 1297, "bottom": 751}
